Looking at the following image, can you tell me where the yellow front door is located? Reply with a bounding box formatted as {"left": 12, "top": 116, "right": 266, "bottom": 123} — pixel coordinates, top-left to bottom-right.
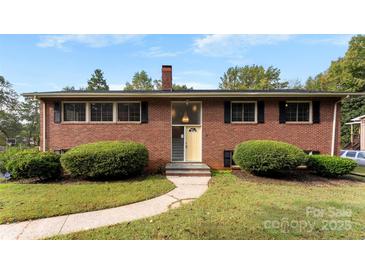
{"left": 186, "top": 126, "right": 202, "bottom": 162}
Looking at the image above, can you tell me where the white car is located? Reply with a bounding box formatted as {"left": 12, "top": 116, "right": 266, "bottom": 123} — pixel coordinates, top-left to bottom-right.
{"left": 340, "top": 150, "right": 365, "bottom": 166}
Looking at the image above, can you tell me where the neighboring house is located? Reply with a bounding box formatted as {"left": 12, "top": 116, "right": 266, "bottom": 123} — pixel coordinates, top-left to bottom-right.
{"left": 346, "top": 115, "right": 365, "bottom": 150}
{"left": 23, "top": 65, "right": 364, "bottom": 170}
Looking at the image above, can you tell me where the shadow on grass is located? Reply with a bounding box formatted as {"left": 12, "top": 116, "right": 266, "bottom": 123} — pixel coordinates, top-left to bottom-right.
{"left": 231, "top": 169, "right": 365, "bottom": 186}
{"left": 6, "top": 173, "right": 166, "bottom": 185}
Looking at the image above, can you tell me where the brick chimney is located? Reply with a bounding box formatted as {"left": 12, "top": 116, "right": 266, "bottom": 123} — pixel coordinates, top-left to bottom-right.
{"left": 161, "top": 65, "right": 172, "bottom": 91}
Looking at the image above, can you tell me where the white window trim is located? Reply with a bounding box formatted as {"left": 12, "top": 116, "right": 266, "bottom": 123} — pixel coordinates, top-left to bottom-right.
{"left": 285, "top": 100, "right": 313, "bottom": 124}
{"left": 61, "top": 101, "right": 87, "bottom": 123}
{"left": 61, "top": 101, "right": 144, "bottom": 124}
{"left": 230, "top": 101, "right": 258, "bottom": 124}
{"left": 116, "top": 101, "right": 142, "bottom": 124}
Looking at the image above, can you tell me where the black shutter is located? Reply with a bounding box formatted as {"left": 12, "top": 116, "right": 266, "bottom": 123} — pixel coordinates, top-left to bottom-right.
{"left": 313, "top": 101, "right": 320, "bottom": 123}
{"left": 279, "top": 101, "right": 286, "bottom": 124}
{"left": 141, "top": 101, "right": 148, "bottom": 123}
{"left": 257, "top": 101, "right": 265, "bottom": 123}
{"left": 54, "top": 101, "right": 61, "bottom": 123}
{"left": 224, "top": 101, "right": 231, "bottom": 123}
{"left": 224, "top": 150, "right": 232, "bottom": 167}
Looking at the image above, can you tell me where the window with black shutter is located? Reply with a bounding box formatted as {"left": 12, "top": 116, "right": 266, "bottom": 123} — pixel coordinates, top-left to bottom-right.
{"left": 54, "top": 101, "right": 61, "bottom": 123}
{"left": 279, "top": 101, "right": 286, "bottom": 124}
{"left": 141, "top": 101, "right": 148, "bottom": 123}
{"left": 257, "top": 101, "right": 265, "bottom": 123}
{"left": 285, "top": 102, "right": 311, "bottom": 123}
{"left": 224, "top": 101, "right": 231, "bottom": 123}
{"left": 231, "top": 102, "right": 257, "bottom": 123}
{"left": 312, "top": 101, "right": 320, "bottom": 123}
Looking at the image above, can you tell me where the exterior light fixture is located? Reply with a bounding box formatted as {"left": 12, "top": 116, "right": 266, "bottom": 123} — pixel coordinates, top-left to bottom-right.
{"left": 182, "top": 111, "right": 189, "bottom": 123}
{"left": 182, "top": 100, "right": 190, "bottom": 123}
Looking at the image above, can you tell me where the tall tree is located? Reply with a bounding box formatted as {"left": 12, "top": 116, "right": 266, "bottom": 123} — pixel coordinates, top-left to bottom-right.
{"left": 87, "top": 69, "right": 109, "bottom": 91}
{"left": 0, "top": 111, "right": 22, "bottom": 143}
{"left": 0, "top": 75, "right": 18, "bottom": 111}
{"left": 19, "top": 97, "right": 40, "bottom": 146}
{"left": 305, "top": 35, "right": 365, "bottom": 145}
{"left": 219, "top": 65, "right": 289, "bottom": 90}
{"left": 124, "top": 70, "right": 154, "bottom": 90}
{"left": 0, "top": 76, "right": 21, "bottom": 145}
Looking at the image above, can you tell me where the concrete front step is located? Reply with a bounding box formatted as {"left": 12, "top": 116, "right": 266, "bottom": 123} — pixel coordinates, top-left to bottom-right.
{"left": 166, "top": 170, "right": 211, "bottom": 177}
{"left": 166, "top": 163, "right": 210, "bottom": 170}
{"left": 165, "top": 163, "right": 211, "bottom": 177}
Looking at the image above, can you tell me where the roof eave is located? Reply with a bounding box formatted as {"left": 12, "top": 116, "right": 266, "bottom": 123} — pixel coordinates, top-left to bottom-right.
{"left": 22, "top": 92, "right": 363, "bottom": 99}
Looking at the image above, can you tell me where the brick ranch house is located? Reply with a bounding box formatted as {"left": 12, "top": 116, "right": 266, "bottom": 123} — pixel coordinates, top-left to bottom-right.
{"left": 23, "top": 65, "right": 364, "bottom": 171}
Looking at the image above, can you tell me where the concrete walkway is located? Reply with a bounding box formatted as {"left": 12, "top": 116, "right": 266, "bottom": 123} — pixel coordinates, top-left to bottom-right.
{"left": 0, "top": 176, "right": 210, "bottom": 240}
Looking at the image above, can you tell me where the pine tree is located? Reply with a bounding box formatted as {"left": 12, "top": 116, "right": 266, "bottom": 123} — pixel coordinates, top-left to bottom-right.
{"left": 87, "top": 69, "right": 109, "bottom": 91}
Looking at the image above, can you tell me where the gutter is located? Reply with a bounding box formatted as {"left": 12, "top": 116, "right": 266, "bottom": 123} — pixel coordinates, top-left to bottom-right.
{"left": 331, "top": 99, "right": 342, "bottom": 156}
{"left": 22, "top": 91, "right": 364, "bottom": 99}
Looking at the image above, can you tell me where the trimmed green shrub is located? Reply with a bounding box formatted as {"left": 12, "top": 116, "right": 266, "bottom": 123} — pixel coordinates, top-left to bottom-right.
{"left": 233, "top": 140, "right": 308, "bottom": 175}
{"left": 60, "top": 141, "right": 148, "bottom": 179}
{"left": 5, "top": 150, "right": 61, "bottom": 180}
{"left": 308, "top": 155, "right": 357, "bottom": 178}
{"left": 0, "top": 147, "right": 24, "bottom": 173}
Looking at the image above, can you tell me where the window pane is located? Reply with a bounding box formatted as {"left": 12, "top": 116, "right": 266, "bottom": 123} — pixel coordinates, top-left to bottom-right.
{"left": 63, "top": 103, "right": 85, "bottom": 122}
{"left": 297, "top": 103, "right": 310, "bottom": 121}
{"left": 118, "top": 103, "right": 140, "bottom": 121}
{"left": 172, "top": 102, "right": 201, "bottom": 125}
{"left": 243, "top": 103, "right": 255, "bottom": 122}
{"left": 90, "top": 103, "right": 102, "bottom": 121}
{"left": 118, "top": 103, "right": 129, "bottom": 121}
{"left": 129, "top": 103, "right": 140, "bottom": 121}
{"left": 357, "top": 152, "right": 365, "bottom": 159}
{"left": 286, "top": 103, "right": 310, "bottom": 122}
{"left": 231, "top": 103, "right": 243, "bottom": 122}
{"left": 286, "top": 103, "right": 298, "bottom": 122}
{"left": 91, "top": 103, "right": 113, "bottom": 121}
{"left": 101, "top": 103, "right": 113, "bottom": 121}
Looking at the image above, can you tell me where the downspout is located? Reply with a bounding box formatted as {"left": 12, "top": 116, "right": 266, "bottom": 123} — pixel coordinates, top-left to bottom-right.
{"left": 331, "top": 98, "right": 343, "bottom": 156}
{"left": 42, "top": 99, "right": 46, "bottom": 152}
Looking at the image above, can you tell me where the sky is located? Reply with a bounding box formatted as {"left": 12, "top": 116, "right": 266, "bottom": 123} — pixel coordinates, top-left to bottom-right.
{"left": 0, "top": 34, "right": 354, "bottom": 93}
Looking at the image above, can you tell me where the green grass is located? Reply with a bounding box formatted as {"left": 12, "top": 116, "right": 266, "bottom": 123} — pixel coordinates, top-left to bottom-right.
{"left": 0, "top": 175, "right": 174, "bottom": 224}
{"left": 353, "top": 166, "right": 365, "bottom": 175}
{"left": 53, "top": 173, "right": 365, "bottom": 240}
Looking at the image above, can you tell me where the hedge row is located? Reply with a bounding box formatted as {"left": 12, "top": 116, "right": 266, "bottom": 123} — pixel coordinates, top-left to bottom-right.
{"left": 1, "top": 141, "right": 148, "bottom": 181}
{"left": 233, "top": 140, "right": 308, "bottom": 176}
{"left": 60, "top": 141, "right": 148, "bottom": 179}
{"left": 1, "top": 140, "right": 357, "bottom": 181}
{"left": 233, "top": 140, "right": 357, "bottom": 178}
{"left": 4, "top": 149, "right": 62, "bottom": 180}
{"left": 307, "top": 155, "right": 357, "bottom": 177}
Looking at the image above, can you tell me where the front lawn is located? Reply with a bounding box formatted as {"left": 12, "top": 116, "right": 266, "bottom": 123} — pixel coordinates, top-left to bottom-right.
{"left": 0, "top": 175, "right": 174, "bottom": 224}
{"left": 53, "top": 172, "right": 365, "bottom": 240}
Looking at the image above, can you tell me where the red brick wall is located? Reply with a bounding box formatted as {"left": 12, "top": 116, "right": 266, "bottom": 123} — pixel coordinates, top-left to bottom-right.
{"left": 41, "top": 97, "right": 341, "bottom": 170}
{"left": 202, "top": 98, "right": 341, "bottom": 169}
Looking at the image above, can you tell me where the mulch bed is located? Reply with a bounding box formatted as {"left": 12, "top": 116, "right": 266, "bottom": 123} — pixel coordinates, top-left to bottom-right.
{"left": 232, "top": 169, "right": 365, "bottom": 186}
